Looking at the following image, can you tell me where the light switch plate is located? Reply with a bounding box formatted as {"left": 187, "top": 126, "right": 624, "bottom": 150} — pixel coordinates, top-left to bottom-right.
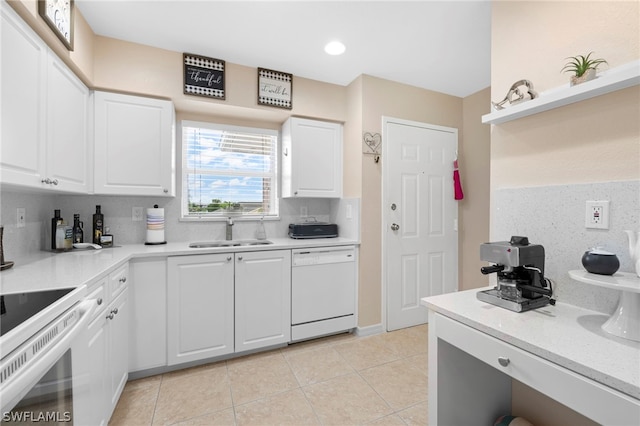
{"left": 17, "top": 207, "right": 26, "bottom": 228}
{"left": 132, "top": 207, "right": 144, "bottom": 221}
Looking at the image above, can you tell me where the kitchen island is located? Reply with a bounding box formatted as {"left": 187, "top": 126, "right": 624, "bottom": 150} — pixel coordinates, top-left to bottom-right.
{"left": 421, "top": 288, "right": 640, "bottom": 426}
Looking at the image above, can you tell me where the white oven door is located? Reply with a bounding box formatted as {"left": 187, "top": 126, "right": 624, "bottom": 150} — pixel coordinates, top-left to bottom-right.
{"left": 0, "top": 300, "right": 94, "bottom": 422}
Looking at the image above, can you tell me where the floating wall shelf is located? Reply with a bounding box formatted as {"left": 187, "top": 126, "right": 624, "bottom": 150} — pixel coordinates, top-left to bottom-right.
{"left": 482, "top": 60, "right": 640, "bottom": 125}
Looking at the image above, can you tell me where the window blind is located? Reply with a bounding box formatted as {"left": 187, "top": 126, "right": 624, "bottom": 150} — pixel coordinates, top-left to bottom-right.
{"left": 182, "top": 121, "right": 278, "bottom": 218}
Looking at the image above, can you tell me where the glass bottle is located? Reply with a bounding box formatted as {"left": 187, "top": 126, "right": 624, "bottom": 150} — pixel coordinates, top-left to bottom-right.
{"left": 73, "top": 214, "right": 84, "bottom": 244}
{"left": 93, "top": 205, "right": 104, "bottom": 245}
{"left": 51, "top": 209, "right": 62, "bottom": 250}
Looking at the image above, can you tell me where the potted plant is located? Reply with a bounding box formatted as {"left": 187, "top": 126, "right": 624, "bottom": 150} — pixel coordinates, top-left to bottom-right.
{"left": 561, "top": 52, "right": 608, "bottom": 86}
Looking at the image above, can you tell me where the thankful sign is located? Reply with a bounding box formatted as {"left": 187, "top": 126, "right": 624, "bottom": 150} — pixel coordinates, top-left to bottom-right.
{"left": 184, "top": 53, "right": 225, "bottom": 100}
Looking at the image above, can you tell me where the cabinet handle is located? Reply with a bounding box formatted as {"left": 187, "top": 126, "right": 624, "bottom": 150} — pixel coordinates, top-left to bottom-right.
{"left": 51, "top": 179, "right": 58, "bottom": 185}
{"left": 41, "top": 178, "right": 51, "bottom": 184}
{"left": 119, "top": 277, "right": 127, "bottom": 283}
{"left": 227, "top": 256, "right": 232, "bottom": 262}
{"left": 106, "top": 313, "right": 114, "bottom": 320}
{"left": 237, "top": 256, "right": 243, "bottom": 261}
{"left": 111, "top": 308, "right": 119, "bottom": 315}
{"left": 498, "top": 357, "right": 510, "bottom": 367}
{"left": 163, "top": 188, "right": 168, "bottom": 193}
{"left": 97, "top": 298, "right": 103, "bottom": 306}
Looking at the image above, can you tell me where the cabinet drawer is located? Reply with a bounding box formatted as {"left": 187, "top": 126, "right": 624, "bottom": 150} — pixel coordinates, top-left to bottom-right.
{"left": 434, "top": 313, "right": 640, "bottom": 425}
{"left": 86, "top": 277, "right": 108, "bottom": 320}
{"left": 109, "top": 264, "right": 129, "bottom": 299}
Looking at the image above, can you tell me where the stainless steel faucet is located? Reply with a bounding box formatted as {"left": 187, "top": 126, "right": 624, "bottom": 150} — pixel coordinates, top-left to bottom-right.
{"left": 226, "top": 217, "right": 234, "bottom": 240}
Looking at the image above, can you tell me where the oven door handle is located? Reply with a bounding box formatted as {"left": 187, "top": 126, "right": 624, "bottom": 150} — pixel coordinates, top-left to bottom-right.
{"left": 0, "top": 299, "right": 96, "bottom": 413}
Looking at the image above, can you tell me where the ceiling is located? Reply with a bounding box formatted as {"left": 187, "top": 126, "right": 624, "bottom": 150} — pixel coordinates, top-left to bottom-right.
{"left": 76, "top": 0, "right": 491, "bottom": 98}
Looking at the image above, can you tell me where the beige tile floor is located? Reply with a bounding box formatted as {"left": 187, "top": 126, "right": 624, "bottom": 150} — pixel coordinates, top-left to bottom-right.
{"left": 109, "top": 325, "right": 428, "bottom": 426}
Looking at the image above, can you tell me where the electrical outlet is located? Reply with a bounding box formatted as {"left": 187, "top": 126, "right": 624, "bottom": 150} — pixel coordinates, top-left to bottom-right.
{"left": 17, "top": 208, "right": 25, "bottom": 228}
{"left": 132, "top": 207, "right": 144, "bottom": 221}
{"left": 300, "top": 206, "right": 308, "bottom": 217}
{"left": 585, "top": 200, "right": 609, "bottom": 229}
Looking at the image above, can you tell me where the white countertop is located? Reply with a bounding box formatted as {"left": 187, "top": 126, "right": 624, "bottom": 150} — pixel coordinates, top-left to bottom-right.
{"left": 0, "top": 237, "right": 358, "bottom": 295}
{"left": 421, "top": 288, "right": 640, "bottom": 400}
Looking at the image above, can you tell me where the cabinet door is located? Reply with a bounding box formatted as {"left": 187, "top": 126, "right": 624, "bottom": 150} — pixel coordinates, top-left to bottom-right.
{"left": 80, "top": 313, "right": 109, "bottom": 426}
{"left": 0, "top": 3, "right": 46, "bottom": 187}
{"left": 107, "top": 288, "right": 129, "bottom": 414}
{"left": 235, "top": 250, "right": 291, "bottom": 352}
{"left": 129, "top": 258, "right": 167, "bottom": 372}
{"left": 94, "top": 91, "right": 175, "bottom": 196}
{"left": 167, "top": 254, "right": 235, "bottom": 365}
{"left": 282, "top": 117, "right": 343, "bottom": 198}
{"left": 46, "top": 52, "right": 90, "bottom": 193}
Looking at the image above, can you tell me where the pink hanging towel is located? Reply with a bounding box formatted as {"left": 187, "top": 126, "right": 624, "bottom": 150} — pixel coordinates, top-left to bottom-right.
{"left": 453, "top": 159, "right": 464, "bottom": 200}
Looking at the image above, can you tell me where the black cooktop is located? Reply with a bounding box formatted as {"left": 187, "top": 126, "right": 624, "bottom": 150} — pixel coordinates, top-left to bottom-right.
{"left": 0, "top": 288, "right": 74, "bottom": 337}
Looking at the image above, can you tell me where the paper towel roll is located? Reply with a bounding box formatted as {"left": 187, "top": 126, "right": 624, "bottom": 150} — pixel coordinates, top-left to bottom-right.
{"left": 145, "top": 207, "right": 166, "bottom": 245}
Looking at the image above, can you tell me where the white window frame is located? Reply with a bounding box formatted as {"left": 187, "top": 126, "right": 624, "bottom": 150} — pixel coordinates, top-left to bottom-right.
{"left": 180, "top": 120, "right": 279, "bottom": 221}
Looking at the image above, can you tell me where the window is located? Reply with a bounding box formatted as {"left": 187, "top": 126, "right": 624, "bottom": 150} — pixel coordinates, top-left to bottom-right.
{"left": 182, "top": 121, "right": 278, "bottom": 219}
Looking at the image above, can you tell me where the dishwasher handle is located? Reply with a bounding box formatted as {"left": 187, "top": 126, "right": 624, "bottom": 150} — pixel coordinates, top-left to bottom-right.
{"left": 292, "top": 248, "right": 355, "bottom": 266}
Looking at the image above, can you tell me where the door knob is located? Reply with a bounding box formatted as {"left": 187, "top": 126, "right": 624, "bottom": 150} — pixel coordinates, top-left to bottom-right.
{"left": 391, "top": 223, "right": 400, "bottom": 231}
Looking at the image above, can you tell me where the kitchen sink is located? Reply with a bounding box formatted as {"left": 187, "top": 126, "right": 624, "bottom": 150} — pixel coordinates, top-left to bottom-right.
{"left": 188, "top": 240, "right": 273, "bottom": 248}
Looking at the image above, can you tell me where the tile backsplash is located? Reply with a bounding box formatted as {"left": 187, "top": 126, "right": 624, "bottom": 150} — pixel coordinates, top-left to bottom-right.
{"left": 0, "top": 189, "right": 360, "bottom": 264}
{"left": 492, "top": 180, "right": 640, "bottom": 314}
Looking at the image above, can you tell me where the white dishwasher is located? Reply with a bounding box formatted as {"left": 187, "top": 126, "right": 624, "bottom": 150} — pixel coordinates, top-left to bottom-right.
{"left": 291, "top": 246, "right": 357, "bottom": 341}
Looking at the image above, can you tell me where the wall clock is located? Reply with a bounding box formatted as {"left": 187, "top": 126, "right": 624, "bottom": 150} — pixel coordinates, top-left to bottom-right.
{"left": 39, "top": 0, "right": 74, "bottom": 51}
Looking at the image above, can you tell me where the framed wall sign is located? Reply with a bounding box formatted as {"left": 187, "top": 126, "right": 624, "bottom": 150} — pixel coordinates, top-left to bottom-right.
{"left": 258, "top": 68, "right": 292, "bottom": 109}
{"left": 183, "top": 53, "right": 225, "bottom": 100}
{"left": 38, "top": 0, "right": 74, "bottom": 51}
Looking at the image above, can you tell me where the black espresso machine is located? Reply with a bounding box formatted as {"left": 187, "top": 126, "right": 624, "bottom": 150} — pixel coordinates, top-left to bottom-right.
{"left": 477, "top": 236, "right": 555, "bottom": 312}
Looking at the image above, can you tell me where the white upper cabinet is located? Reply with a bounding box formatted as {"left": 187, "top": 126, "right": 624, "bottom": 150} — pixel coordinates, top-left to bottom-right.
{"left": 1, "top": 3, "right": 89, "bottom": 193}
{"left": 281, "top": 117, "right": 343, "bottom": 198}
{"left": 46, "top": 54, "right": 91, "bottom": 193}
{"left": 93, "top": 91, "right": 175, "bottom": 197}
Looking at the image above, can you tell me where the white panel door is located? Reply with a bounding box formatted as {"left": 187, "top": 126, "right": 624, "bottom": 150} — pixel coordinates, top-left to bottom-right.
{"left": 384, "top": 117, "right": 458, "bottom": 331}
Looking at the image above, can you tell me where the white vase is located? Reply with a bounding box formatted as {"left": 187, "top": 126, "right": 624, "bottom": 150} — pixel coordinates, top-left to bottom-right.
{"left": 625, "top": 230, "right": 640, "bottom": 277}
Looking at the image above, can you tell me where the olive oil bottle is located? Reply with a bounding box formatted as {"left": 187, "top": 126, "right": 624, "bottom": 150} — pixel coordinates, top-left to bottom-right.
{"left": 92, "top": 205, "right": 104, "bottom": 245}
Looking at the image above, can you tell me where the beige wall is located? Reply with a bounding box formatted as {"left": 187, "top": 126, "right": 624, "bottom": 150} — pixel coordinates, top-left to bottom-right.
{"left": 460, "top": 88, "right": 491, "bottom": 291}
{"left": 491, "top": 0, "right": 640, "bottom": 191}
{"left": 491, "top": 1, "right": 639, "bottom": 422}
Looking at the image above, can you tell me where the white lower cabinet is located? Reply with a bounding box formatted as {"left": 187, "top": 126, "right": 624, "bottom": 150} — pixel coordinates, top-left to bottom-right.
{"left": 80, "top": 265, "right": 129, "bottom": 425}
{"left": 166, "top": 250, "right": 291, "bottom": 365}
{"left": 76, "top": 278, "right": 108, "bottom": 426}
{"left": 129, "top": 258, "right": 168, "bottom": 372}
{"left": 235, "top": 250, "right": 291, "bottom": 352}
{"left": 108, "top": 288, "right": 129, "bottom": 411}
{"left": 167, "top": 254, "right": 235, "bottom": 365}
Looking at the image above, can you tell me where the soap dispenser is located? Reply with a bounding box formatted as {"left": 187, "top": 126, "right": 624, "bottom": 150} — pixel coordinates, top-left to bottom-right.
{"left": 255, "top": 217, "right": 267, "bottom": 240}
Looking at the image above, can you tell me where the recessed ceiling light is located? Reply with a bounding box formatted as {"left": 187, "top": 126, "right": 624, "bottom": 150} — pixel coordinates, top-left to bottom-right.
{"left": 324, "top": 41, "right": 346, "bottom": 55}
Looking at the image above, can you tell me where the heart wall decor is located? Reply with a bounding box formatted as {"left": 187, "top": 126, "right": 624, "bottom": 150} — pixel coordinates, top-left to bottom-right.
{"left": 363, "top": 132, "right": 382, "bottom": 154}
